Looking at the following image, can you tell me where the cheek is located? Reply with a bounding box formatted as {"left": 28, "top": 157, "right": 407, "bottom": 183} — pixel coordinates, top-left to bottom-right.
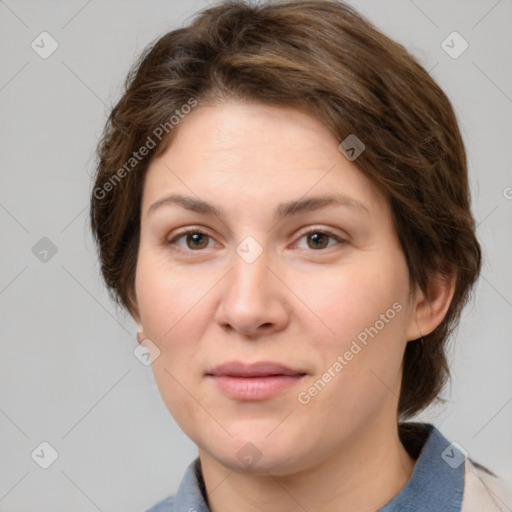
{"left": 298, "top": 256, "right": 410, "bottom": 348}
{"left": 135, "top": 254, "right": 209, "bottom": 387}
{"left": 135, "top": 250, "right": 211, "bottom": 339}
{"left": 295, "top": 255, "right": 410, "bottom": 410}
{"left": 135, "top": 257, "right": 211, "bottom": 432}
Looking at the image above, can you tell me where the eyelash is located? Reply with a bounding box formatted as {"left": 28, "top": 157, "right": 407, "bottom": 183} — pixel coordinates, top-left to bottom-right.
{"left": 165, "top": 227, "right": 347, "bottom": 254}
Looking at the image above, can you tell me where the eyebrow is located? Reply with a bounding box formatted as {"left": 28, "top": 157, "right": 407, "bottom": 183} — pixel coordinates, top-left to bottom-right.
{"left": 146, "top": 192, "right": 370, "bottom": 220}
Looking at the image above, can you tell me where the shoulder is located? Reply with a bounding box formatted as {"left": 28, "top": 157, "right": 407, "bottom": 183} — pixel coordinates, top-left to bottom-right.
{"left": 143, "top": 494, "right": 175, "bottom": 512}
{"left": 141, "top": 456, "right": 207, "bottom": 512}
{"left": 461, "top": 459, "right": 512, "bottom": 512}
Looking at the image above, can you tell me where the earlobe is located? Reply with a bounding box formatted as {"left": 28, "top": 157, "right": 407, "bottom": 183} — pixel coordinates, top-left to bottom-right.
{"left": 133, "top": 307, "right": 145, "bottom": 343}
{"left": 136, "top": 326, "right": 146, "bottom": 344}
{"left": 132, "top": 315, "right": 145, "bottom": 344}
{"left": 407, "top": 270, "right": 456, "bottom": 341}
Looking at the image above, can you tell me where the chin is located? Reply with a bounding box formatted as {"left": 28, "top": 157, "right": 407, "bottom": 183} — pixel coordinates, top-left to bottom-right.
{"left": 208, "top": 434, "right": 310, "bottom": 476}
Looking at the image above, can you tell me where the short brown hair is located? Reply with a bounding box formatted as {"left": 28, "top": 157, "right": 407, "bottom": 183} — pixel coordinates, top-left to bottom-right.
{"left": 89, "top": 0, "right": 481, "bottom": 418}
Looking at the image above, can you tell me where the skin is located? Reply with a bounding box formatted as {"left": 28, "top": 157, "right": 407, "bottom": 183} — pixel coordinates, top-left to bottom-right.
{"left": 133, "top": 100, "right": 455, "bottom": 512}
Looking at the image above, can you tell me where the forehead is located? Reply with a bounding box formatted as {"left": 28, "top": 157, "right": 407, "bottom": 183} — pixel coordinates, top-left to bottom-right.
{"left": 141, "top": 101, "right": 387, "bottom": 217}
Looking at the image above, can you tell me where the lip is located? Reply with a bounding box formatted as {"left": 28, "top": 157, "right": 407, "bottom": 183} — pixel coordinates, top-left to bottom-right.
{"left": 207, "top": 361, "right": 305, "bottom": 377}
{"left": 206, "top": 361, "right": 307, "bottom": 401}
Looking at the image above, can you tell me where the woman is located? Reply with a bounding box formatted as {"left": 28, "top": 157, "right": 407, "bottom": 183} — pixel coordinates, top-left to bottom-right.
{"left": 89, "top": 1, "right": 511, "bottom": 510}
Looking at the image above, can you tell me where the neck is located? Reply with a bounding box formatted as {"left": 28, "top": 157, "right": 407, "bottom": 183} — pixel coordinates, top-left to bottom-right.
{"left": 198, "top": 418, "right": 416, "bottom": 512}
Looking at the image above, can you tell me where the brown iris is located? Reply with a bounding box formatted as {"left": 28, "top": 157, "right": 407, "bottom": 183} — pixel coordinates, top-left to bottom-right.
{"left": 307, "top": 232, "right": 329, "bottom": 250}
{"left": 186, "top": 232, "right": 209, "bottom": 250}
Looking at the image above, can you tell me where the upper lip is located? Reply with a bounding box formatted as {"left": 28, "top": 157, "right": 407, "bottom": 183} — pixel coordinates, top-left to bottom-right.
{"left": 206, "top": 361, "right": 306, "bottom": 377}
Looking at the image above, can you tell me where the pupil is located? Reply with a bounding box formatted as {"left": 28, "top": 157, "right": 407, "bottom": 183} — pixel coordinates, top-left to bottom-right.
{"left": 309, "top": 232, "right": 327, "bottom": 249}
{"left": 189, "top": 233, "right": 207, "bottom": 249}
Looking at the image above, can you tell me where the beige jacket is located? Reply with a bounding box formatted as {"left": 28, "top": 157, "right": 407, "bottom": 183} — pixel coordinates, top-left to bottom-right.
{"left": 461, "top": 459, "right": 512, "bottom": 512}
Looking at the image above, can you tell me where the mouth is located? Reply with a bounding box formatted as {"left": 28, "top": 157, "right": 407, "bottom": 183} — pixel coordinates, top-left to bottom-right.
{"left": 205, "top": 361, "right": 308, "bottom": 401}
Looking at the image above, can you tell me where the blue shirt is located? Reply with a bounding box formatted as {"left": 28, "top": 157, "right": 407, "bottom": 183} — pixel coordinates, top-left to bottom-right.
{"left": 145, "top": 423, "right": 467, "bottom": 512}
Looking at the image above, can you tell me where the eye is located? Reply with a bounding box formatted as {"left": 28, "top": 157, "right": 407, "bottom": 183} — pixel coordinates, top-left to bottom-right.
{"left": 166, "top": 229, "right": 216, "bottom": 251}
{"left": 165, "top": 227, "right": 347, "bottom": 254}
{"left": 293, "top": 229, "right": 346, "bottom": 251}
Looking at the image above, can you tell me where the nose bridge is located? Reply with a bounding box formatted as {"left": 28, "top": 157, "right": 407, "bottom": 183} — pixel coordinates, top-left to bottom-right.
{"left": 215, "top": 236, "right": 288, "bottom": 334}
{"left": 229, "top": 238, "right": 274, "bottom": 303}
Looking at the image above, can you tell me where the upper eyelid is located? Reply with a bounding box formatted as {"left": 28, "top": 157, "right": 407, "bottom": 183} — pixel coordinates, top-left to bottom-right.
{"left": 167, "top": 227, "right": 217, "bottom": 243}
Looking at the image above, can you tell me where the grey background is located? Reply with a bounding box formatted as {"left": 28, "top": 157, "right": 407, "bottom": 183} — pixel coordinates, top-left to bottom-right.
{"left": 1, "top": 0, "right": 511, "bottom": 510}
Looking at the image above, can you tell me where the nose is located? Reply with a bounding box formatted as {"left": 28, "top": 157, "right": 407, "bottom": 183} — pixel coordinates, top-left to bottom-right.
{"left": 214, "top": 246, "right": 290, "bottom": 337}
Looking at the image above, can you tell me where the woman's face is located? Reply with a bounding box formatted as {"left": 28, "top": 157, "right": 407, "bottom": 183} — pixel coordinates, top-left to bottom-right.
{"left": 134, "top": 100, "right": 421, "bottom": 474}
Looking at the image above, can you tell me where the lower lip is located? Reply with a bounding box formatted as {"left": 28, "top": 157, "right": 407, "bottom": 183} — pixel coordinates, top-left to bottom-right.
{"left": 208, "top": 375, "right": 305, "bottom": 400}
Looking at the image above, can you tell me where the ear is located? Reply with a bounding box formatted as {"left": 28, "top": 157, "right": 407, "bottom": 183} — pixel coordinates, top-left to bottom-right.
{"left": 136, "top": 328, "right": 146, "bottom": 344}
{"left": 405, "top": 269, "right": 456, "bottom": 341}
{"left": 127, "top": 288, "right": 145, "bottom": 344}
{"left": 135, "top": 318, "right": 146, "bottom": 345}
{"left": 128, "top": 290, "right": 144, "bottom": 343}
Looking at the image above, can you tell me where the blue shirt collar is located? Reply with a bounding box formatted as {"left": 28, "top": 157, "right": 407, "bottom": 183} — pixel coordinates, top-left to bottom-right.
{"left": 378, "top": 423, "right": 464, "bottom": 511}
{"left": 146, "top": 423, "right": 464, "bottom": 512}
